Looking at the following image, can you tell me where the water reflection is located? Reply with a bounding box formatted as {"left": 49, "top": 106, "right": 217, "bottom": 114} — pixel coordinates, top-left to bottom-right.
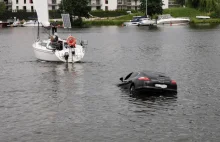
{"left": 189, "top": 23, "right": 219, "bottom": 30}
{"left": 119, "top": 88, "right": 177, "bottom": 110}
{"left": 35, "top": 61, "right": 85, "bottom": 103}
{"left": 136, "top": 25, "right": 161, "bottom": 32}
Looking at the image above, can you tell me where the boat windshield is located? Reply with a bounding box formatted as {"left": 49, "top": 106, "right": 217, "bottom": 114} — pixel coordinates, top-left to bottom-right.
{"left": 131, "top": 18, "right": 140, "bottom": 22}
{"left": 131, "top": 16, "right": 146, "bottom": 22}
{"left": 158, "top": 14, "right": 172, "bottom": 20}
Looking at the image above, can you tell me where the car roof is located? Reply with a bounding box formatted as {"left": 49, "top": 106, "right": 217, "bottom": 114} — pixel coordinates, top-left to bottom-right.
{"left": 139, "top": 70, "right": 169, "bottom": 78}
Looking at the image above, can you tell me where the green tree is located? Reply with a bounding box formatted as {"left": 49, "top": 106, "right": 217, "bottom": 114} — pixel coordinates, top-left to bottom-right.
{"left": 0, "top": 2, "right": 6, "bottom": 16}
{"left": 187, "top": 0, "right": 218, "bottom": 12}
{"left": 186, "top": 0, "right": 200, "bottom": 8}
{"left": 59, "top": 0, "right": 90, "bottom": 26}
{"left": 140, "top": 0, "right": 163, "bottom": 18}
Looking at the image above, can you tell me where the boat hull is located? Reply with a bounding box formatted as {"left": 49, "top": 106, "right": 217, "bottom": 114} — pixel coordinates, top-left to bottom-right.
{"left": 157, "top": 19, "right": 190, "bottom": 25}
{"left": 138, "top": 20, "right": 155, "bottom": 26}
{"left": 33, "top": 43, "right": 60, "bottom": 61}
{"left": 32, "top": 39, "right": 85, "bottom": 63}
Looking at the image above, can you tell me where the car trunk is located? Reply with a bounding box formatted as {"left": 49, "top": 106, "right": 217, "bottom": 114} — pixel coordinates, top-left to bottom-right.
{"left": 143, "top": 71, "right": 171, "bottom": 84}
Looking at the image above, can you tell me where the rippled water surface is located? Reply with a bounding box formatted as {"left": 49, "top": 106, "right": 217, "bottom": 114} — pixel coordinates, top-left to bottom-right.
{"left": 1, "top": 24, "right": 220, "bottom": 142}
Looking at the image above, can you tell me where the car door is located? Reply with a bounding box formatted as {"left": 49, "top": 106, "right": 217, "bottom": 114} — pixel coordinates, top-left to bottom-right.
{"left": 119, "top": 72, "right": 133, "bottom": 89}
{"left": 120, "top": 72, "right": 140, "bottom": 89}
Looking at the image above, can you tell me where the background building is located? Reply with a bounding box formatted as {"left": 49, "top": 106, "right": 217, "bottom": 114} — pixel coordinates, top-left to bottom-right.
{"left": 117, "top": 0, "right": 140, "bottom": 10}
{"left": 163, "top": 0, "right": 169, "bottom": 9}
{"left": 11, "top": 0, "right": 61, "bottom": 11}
{"left": 11, "top": 0, "right": 169, "bottom": 11}
{"left": 12, "top": 0, "right": 34, "bottom": 11}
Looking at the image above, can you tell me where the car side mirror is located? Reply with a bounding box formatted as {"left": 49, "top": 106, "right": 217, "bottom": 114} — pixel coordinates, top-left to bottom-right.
{"left": 120, "top": 77, "right": 123, "bottom": 82}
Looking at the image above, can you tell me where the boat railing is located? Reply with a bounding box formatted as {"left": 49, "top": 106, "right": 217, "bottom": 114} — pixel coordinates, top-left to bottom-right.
{"left": 158, "top": 14, "right": 190, "bottom": 20}
{"left": 177, "top": 17, "right": 190, "bottom": 19}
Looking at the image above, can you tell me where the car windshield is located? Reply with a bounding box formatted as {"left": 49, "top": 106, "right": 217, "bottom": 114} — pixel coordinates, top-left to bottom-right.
{"left": 124, "top": 72, "right": 139, "bottom": 80}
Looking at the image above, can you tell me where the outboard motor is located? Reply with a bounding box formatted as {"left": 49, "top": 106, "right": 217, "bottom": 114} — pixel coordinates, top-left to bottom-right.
{"left": 64, "top": 52, "right": 69, "bottom": 62}
{"left": 80, "top": 40, "right": 88, "bottom": 46}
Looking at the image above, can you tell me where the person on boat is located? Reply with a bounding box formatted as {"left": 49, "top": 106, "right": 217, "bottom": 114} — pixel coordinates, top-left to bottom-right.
{"left": 51, "top": 20, "right": 58, "bottom": 35}
{"left": 50, "top": 33, "right": 62, "bottom": 50}
{"left": 53, "top": 32, "right": 59, "bottom": 42}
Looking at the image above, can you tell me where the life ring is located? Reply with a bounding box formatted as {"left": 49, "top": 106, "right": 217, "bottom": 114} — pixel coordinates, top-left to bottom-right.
{"left": 66, "top": 36, "right": 76, "bottom": 47}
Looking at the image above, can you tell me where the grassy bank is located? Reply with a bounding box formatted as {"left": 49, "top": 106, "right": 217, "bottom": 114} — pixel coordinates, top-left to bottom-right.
{"left": 84, "top": 20, "right": 125, "bottom": 26}
{"left": 163, "top": 7, "right": 220, "bottom": 24}
{"left": 82, "top": 8, "right": 220, "bottom": 26}
{"left": 163, "top": 7, "right": 208, "bottom": 18}
{"left": 83, "top": 12, "right": 143, "bottom": 26}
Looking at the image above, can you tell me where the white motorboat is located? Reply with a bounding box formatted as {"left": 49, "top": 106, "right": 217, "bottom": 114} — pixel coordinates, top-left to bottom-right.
{"left": 123, "top": 16, "right": 146, "bottom": 26}
{"left": 138, "top": 18, "right": 155, "bottom": 26}
{"left": 7, "top": 17, "right": 21, "bottom": 27}
{"left": 23, "top": 20, "right": 38, "bottom": 27}
{"left": 157, "top": 14, "right": 190, "bottom": 25}
{"left": 196, "top": 16, "right": 210, "bottom": 19}
{"left": 32, "top": 0, "right": 87, "bottom": 63}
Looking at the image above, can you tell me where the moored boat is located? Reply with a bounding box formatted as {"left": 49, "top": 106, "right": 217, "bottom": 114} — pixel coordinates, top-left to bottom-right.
{"left": 157, "top": 14, "right": 190, "bottom": 25}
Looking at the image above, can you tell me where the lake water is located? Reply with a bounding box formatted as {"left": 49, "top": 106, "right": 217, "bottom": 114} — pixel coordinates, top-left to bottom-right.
{"left": 0, "top": 24, "right": 220, "bottom": 142}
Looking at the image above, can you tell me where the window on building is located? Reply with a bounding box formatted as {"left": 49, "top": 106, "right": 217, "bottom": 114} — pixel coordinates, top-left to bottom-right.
{"left": 96, "top": 0, "right": 100, "bottom": 5}
{"left": 118, "top": 0, "right": 122, "bottom": 4}
{"left": 24, "top": 0, "right": 26, "bottom": 4}
{"left": 23, "top": 6, "right": 26, "bottom": 11}
{"left": 105, "top": 6, "right": 108, "bottom": 10}
{"left": 52, "top": 6, "right": 56, "bottom": 10}
{"left": 16, "top": 6, "right": 19, "bottom": 10}
{"left": 105, "top": 0, "right": 108, "bottom": 4}
{"left": 31, "top": 6, "right": 34, "bottom": 11}
{"left": 16, "top": 0, "right": 18, "bottom": 4}
{"left": 96, "top": 6, "right": 100, "bottom": 10}
{"left": 52, "top": 0, "right": 56, "bottom": 4}
{"left": 30, "top": 0, "right": 33, "bottom": 3}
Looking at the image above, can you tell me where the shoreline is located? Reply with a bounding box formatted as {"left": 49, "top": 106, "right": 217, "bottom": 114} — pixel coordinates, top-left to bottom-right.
{"left": 82, "top": 19, "right": 220, "bottom": 26}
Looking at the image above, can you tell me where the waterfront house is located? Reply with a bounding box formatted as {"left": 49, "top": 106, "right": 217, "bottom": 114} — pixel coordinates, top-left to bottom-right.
{"left": 9, "top": 0, "right": 169, "bottom": 12}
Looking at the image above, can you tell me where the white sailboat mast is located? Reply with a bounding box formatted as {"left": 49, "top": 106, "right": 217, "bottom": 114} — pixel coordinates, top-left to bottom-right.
{"left": 32, "top": 0, "right": 50, "bottom": 27}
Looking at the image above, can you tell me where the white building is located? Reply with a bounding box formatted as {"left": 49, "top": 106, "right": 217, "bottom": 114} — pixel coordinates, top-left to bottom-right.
{"left": 11, "top": 0, "right": 169, "bottom": 11}
{"left": 12, "top": 0, "right": 34, "bottom": 11}
{"left": 162, "top": 0, "right": 169, "bottom": 9}
{"left": 89, "top": 0, "right": 169, "bottom": 11}
{"left": 11, "top": 0, "right": 61, "bottom": 11}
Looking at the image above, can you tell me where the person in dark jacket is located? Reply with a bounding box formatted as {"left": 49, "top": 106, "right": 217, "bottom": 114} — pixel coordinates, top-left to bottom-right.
{"left": 50, "top": 32, "right": 61, "bottom": 50}
{"left": 51, "top": 20, "right": 58, "bottom": 35}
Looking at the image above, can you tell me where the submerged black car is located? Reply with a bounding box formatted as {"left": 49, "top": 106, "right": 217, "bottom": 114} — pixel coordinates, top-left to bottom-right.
{"left": 118, "top": 71, "right": 177, "bottom": 95}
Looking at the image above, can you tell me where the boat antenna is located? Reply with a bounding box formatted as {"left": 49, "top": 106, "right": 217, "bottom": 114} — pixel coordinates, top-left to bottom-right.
{"left": 146, "top": 0, "right": 147, "bottom": 17}
{"left": 37, "top": 21, "right": 40, "bottom": 40}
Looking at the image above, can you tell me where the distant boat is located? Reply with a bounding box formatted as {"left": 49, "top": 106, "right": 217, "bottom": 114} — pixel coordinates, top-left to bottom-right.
{"left": 138, "top": 17, "right": 155, "bottom": 26}
{"left": 157, "top": 14, "right": 190, "bottom": 25}
{"left": 23, "top": 20, "right": 38, "bottom": 27}
{"left": 123, "top": 16, "right": 147, "bottom": 26}
{"left": 196, "top": 16, "right": 210, "bottom": 19}
{"left": 0, "top": 21, "right": 9, "bottom": 28}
